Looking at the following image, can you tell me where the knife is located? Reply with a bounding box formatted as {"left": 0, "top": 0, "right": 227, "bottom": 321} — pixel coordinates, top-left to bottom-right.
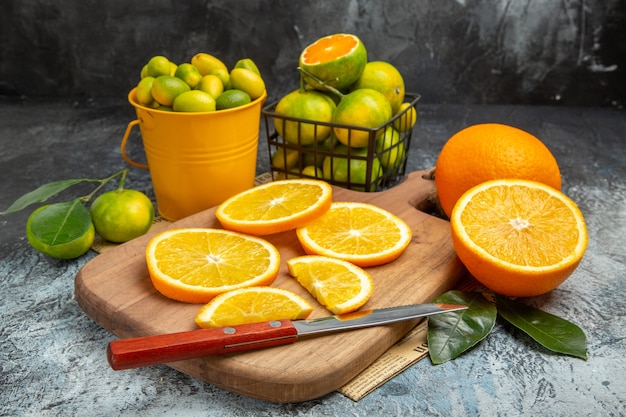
{"left": 107, "top": 303, "right": 467, "bottom": 370}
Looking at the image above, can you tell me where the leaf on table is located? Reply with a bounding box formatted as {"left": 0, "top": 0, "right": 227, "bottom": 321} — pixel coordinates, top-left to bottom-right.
{"left": 495, "top": 295, "right": 588, "bottom": 360}
{"left": 1, "top": 178, "right": 98, "bottom": 216}
{"left": 427, "top": 290, "right": 497, "bottom": 364}
{"left": 27, "top": 199, "right": 93, "bottom": 245}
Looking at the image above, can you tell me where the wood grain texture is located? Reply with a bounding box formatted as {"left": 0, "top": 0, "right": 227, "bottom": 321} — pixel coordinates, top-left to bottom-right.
{"left": 74, "top": 170, "right": 466, "bottom": 402}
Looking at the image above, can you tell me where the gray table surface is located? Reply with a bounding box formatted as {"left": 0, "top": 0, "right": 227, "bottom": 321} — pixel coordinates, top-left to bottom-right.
{"left": 1, "top": 97, "right": 624, "bottom": 416}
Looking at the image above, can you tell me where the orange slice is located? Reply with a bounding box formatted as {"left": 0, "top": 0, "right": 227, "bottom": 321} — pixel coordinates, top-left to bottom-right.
{"left": 287, "top": 255, "right": 374, "bottom": 315}
{"left": 146, "top": 228, "right": 280, "bottom": 303}
{"left": 195, "top": 287, "right": 313, "bottom": 328}
{"left": 215, "top": 179, "right": 333, "bottom": 235}
{"left": 296, "top": 202, "right": 412, "bottom": 267}
{"left": 450, "top": 179, "right": 588, "bottom": 297}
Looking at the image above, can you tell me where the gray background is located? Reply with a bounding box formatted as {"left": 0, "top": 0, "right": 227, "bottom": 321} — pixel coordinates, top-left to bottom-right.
{"left": 1, "top": 0, "right": 624, "bottom": 106}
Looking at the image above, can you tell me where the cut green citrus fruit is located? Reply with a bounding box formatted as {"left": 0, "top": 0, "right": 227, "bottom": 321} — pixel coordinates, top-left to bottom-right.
{"left": 90, "top": 189, "right": 154, "bottom": 243}
{"left": 26, "top": 200, "right": 95, "bottom": 259}
{"left": 299, "top": 33, "right": 367, "bottom": 92}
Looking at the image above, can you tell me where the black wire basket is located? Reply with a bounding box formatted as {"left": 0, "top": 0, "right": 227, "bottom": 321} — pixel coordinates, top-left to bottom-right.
{"left": 262, "top": 93, "right": 420, "bottom": 192}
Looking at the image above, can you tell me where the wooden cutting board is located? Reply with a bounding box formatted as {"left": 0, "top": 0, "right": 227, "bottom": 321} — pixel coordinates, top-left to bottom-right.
{"left": 75, "top": 170, "right": 466, "bottom": 403}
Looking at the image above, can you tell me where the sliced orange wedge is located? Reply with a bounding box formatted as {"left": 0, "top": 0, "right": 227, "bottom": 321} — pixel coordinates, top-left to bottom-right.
{"left": 195, "top": 287, "right": 313, "bottom": 328}
{"left": 287, "top": 255, "right": 374, "bottom": 315}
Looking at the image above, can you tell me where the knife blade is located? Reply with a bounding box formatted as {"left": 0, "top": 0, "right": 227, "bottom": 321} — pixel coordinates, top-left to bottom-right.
{"left": 107, "top": 303, "right": 467, "bottom": 370}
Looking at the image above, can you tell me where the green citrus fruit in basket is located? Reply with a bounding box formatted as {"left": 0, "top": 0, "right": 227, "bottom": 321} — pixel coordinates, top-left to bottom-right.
{"left": 174, "top": 63, "right": 203, "bottom": 89}
{"left": 90, "top": 189, "right": 154, "bottom": 243}
{"left": 26, "top": 201, "right": 95, "bottom": 259}
{"left": 215, "top": 89, "right": 251, "bottom": 110}
{"left": 151, "top": 75, "right": 191, "bottom": 106}
{"left": 271, "top": 147, "right": 300, "bottom": 171}
{"left": 198, "top": 74, "right": 225, "bottom": 99}
{"left": 146, "top": 55, "right": 173, "bottom": 78}
{"left": 191, "top": 52, "right": 229, "bottom": 76}
{"left": 434, "top": 123, "right": 562, "bottom": 218}
{"left": 375, "top": 126, "right": 405, "bottom": 171}
{"left": 332, "top": 88, "right": 392, "bottom": 148}
{"left": 299, "top": 33, "right": 367, "bottom": 92}
{"left": 135, "top": 76, "right": 155, "bottom": 106}
{"left": 233, "top": 58, "right": 262, "bottom": 77}
{"left": 393, "top": 102, "right": 417, "bottom": 133}
{"left": 229, "top": 68, "right": 266, "bottom": 100}
{"left": 350, "top": 61, "right": 405, "bottom": 113}
{"left": 274, "top": 89, "right": 336, "bottom": 146}
{"left": 172, "top": 90, "right": 216, "bottom": 112}
{"left": 322, "top": 145, "right": 383, "bottom": 191}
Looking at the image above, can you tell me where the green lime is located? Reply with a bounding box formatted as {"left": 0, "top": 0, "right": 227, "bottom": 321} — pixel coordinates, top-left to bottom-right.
{"left": 322, "top": 145, "right": 383, "bottom": 191}
{"left": 191, "top": 53, "right": 228, "bottom": 76}
{"left": 209, "top": 67, "right": 230, "bottom": 89}
{"left": 392, "top": 102, "right": 417, "bottom": 133}
{"left": 135, "top": 76, "right": 155, "bottom": 106}
{"left": 146, "top": 55, "right": 172, "bottom": 78}
{"left": 375, "top": 126, "right": 405, "bottom": 170}
{"left": 151, "top": 75, "right": 191, "bottom": 106}
{"left": 26, "top": 201, "right": 95, "bottom": 259}
{"left": 215, "top": 89, "right": 251, "bottom": 110}
{"left": 271, "top": 147, "right": 300, "bottom": 171}
{"left": 174, "top": 63, "right": 203, "bottom": 89}
{"left": 273, "top": 89, "right": 336, "bottom": 146}
{"left": 198, "top": 74, "right": 225, "bottom": 99}
{"left": 90, "top": 189, "right": 154, "bottom": 243}
{"left": 229, "top": 68, "right": 265, "bottom": 100}
{"left": 233, "top": 58, "right": 261, "bottom": 76}
{"left": 172, "top": 90, "right": 216, "bottom": 112}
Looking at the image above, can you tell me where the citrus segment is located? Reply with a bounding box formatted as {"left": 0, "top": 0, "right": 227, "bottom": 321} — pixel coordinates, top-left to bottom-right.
{"left": 195, "top": 287, "right": 313, "bottom": 328}
{"left": 296, "top": 202, "right": 412, "bottom": 267}
{"left": 215, "top": 179, "right": 333, "bottom": 236}
{"left": 287, "top": 255, "right": 374, "bottom": 315}
{"left": 435, "top": 123, "right": 562, "bottom": 218}
{"left": 145, "top": 228, "right": 281, "bottom": 304}
{"left": 450, "top": 179, "right": 588, "bottom": 297}
{"left": 299, "top": 33, "right": 367, "bottom": 91}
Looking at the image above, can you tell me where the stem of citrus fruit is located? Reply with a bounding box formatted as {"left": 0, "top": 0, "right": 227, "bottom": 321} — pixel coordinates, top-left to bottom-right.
{"left": 79, "top": 169, "right": 129, "bottom": 204}
{"left": 297, "top": 67, "right": 345, "bottom": 99}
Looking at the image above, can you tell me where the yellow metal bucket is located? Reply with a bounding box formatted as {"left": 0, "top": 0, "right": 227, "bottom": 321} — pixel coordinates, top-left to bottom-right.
{"left": 121, "top": 88, "right": 266, "bottom": 221}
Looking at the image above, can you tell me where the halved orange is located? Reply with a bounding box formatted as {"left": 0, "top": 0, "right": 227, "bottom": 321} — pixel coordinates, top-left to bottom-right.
{"left": 287, "top": 255, "right": 374, "bottom": 315}
{"left": 145, "top": 228, "right": 280, "bottom": 303}
{"left": 195, "top": 287, "right": 313, "bottom": 328}
{"left": 296, "top": 202, "right": 412, "bottom": 267}
{"left": 450, "top": 179, "right": 588, "bottom": 297}
{"left": 215, "top": 179, "right": 333, "bottom": 235}
{"left": 299, "top": 33, "right": 367, "bottom": 91}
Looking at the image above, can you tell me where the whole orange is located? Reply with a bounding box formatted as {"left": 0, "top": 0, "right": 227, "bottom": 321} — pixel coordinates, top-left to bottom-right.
{"left": 434, "top": 123, "right": 561, "bottom": 218}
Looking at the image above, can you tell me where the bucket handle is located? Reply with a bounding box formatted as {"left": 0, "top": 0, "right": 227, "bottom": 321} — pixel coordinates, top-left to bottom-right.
{"left": 120, "top": 119, "right": 149, "bottom": 169}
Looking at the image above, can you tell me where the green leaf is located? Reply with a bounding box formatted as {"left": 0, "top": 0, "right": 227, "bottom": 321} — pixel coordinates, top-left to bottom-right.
{"left": 496, "top": 295, "right": 588, "bottom": 360}
{"left": 428, "top": 290, "right": 497, "bottom": 364}
{"left": 1, "top": 178, "right": 99, "bottom": 216}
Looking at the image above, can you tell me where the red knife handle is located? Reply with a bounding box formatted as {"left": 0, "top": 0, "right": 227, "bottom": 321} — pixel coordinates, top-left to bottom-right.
{"left": 107, "top": 319, "right": 298, "bottom": 370}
